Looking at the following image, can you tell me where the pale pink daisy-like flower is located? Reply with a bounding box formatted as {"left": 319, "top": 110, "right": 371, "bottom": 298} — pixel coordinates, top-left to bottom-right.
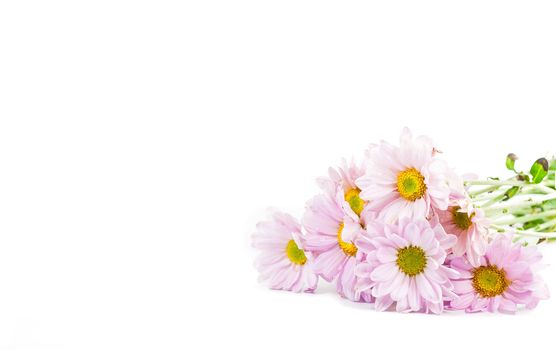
{"left": 447, "top": 170, "right": 475, "bottom": 202}
{"left": 449, "top": 233, "right": 549, "bottom": 313}
{"left": 436, "top": 200, "right": 489, "bottom": 267}
{"left": 354, "top": 218, "right": 459, "bottom": 313}
{"left": 252, "top": 211, "right": 318, "bottom": 293}
{"left": 303, "top": 173, "right": 372, "bottom": 302}
{"left": 356, "top": 128, "right": 451, "bottom": 223}
{"left": 316, "top": 158, "right": 368, "bottom": 221}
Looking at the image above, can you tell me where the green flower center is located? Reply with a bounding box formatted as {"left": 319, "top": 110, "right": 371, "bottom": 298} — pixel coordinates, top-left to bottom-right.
{"left": 397, "top": 168, "right": 427, "bottom": 201}
{"left": 451, "top": 206, "right": 473, "bottom": 230}
{"left": 344, "top": 187, "right": 365, "bottom": 216}
{"left": 337, "top": 222, "right": 358, "bottom": 257}
{"left": 396, "top": 245, "right": 427, "bottom": 276}
{"left": 472, "top": 265, "right": 510, "bottom": 298}
{"left": 285, "top": 239, "right": 307, "bottom": 265}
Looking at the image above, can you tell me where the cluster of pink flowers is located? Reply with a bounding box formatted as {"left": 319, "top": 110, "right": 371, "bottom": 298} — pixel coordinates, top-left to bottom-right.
{"left": 252, "top": 128, "right": 549, "bottom": 314}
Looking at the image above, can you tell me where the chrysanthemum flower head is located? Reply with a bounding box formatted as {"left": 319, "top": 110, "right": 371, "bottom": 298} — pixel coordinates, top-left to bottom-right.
{"left": 449, "top": 233, "right": 549, "bottom": 313}
{"left": 356, "top": 128, "right": 451, "bottom": 223}
{"left": 303, "top": 163, "right": 372, "bottom": 301}
{"left": 436, "top": 199, "right": 489, "bottom": 266}
{"left": 355, "top": 218, "right": 459, "bottom": 313}
{"left": 316, "top": 158, "right": 367, "bottom": 220}
{"left": 252, "top": 210, "right": 318, "bottom": 293}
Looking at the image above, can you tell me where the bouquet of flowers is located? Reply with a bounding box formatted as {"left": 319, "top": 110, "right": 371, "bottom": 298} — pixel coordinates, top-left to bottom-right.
{"left": 252, "top": 128, "right": 553, "bottom": 314}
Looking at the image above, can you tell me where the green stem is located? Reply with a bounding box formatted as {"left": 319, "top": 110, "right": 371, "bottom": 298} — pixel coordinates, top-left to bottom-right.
{"left": 537, "top": 218, "right": 556, "bottom": 231}
{"left": 467, "top": 176, "right": 518, "bottom": 197}
{"left": 466, "top": 180, "right": 524, "bottom": 186}
{"left": 483, "top": 192, "right": 556, "bottom": 216}
{"left": 472, "top": 189, "right": 508, "bottom": 201}
{"left": 491, "top": 209, "right": 556, "bottom": 225}
{"left": 491, "top": 224, "right": 556, "bottom": 238}
{"left": 479, "top": 193, "right": 507, "bottom": 208}
{"left": 534, "top": 184, "right": 556, "bottom": 194}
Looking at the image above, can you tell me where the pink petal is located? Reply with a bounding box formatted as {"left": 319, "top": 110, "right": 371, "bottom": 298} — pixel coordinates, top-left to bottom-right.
{"left": 313, "top": 249, "right": 346, "bottom": 281}
{"left": 404, "top": 222, "right": 421, "bottom": 245}
{"left": 450, "top": 292, "right": 474, "bottom": 310}
{"left": 408, "top": 278, "right": 421, "bottom": 311}
{"left": 416, "top": 274, "right": 441, "bottom": 303}
{"left": 452, "top": 280, "right": 473, "bottom": 294}
{"left": 391, "top": 275, "right": 410, "bottom": 301}
{"left": 376, "top": 247, "right": 397, "bottom": 263}
{"left": 374, "top": 295, "right": 394, "bottom": 312}
{"left": 370, "top": 262, "right": 398, "bottom": 282}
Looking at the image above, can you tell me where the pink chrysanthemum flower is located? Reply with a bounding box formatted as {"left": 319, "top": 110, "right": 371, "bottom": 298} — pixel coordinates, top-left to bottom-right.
{"left": 303, "top": 165, "right": 372, "bottom": 301}
{"left": 356, "top": 128, "right": 451, "bottom": 223}
{"left": 449, "top": 233, "right": 549, "bottom": 313}
{"left": 436, "top": 200, "right": 489, "bottom": 266}
{"left": 252, "top": 211, "right": 318, "bottom": 293}
{"left": 355, "top": 219, "right": 459, "bottom": 313}
{"left": 316, "top": 159, "right": 368, "bottom": 221}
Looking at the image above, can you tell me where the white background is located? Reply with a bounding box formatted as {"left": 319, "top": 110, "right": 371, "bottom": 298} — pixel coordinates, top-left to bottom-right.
{"left": 1, "top": 1, "right": 555, "bottom": 349}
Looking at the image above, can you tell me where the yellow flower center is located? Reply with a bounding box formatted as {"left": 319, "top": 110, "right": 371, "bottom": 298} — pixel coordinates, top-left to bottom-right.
{"left": 285, "top": 239, "right": 307, "bottom": 265}
{"left": 344, "top": 187, "right": 365, "bottom": 216}
{"left": 451, "top": 206, "right": 474, "bottom": 230}
{"left": 396, "top": 245, "right": 427, "bottom": 276}
{"left": 472, "top": 265, "right": 510, "bottom": 298}
{"left": 337, "top": 222, "right": 358, "bottom": 257}
{"left": 396, "top": 168, "right": 427, "bottom": 201}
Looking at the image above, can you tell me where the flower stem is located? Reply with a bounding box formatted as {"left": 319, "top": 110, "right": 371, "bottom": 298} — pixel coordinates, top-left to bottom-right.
{"left": 466, "top": 180, "right": 524, "bottom": 186}
{"left": 537, "top": 218, "right": 556, "bottom": 231}
{"left": 491, "top": 224, "right": 556, "bottom": 239}
{"left": 491, "top": 209, "right": 556, "bottom": 225}
{"left": 483, "top": 192, "right": 556, "bottom": 216}
{"left": 479, "top": 193, "right": 508, "bottom": 208}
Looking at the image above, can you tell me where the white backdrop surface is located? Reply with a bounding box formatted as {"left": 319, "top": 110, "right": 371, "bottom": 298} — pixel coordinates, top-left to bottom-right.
{"left": 1, "top": 1, "right": 555, "bottom": 349}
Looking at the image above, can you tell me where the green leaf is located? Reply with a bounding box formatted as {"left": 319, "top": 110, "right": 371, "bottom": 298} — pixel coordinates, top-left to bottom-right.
{"left": 506, "top": 153, "right": 518, "bottom": 171}
{"left": 530, "top": 158, "right": 549, "bottom": 184}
